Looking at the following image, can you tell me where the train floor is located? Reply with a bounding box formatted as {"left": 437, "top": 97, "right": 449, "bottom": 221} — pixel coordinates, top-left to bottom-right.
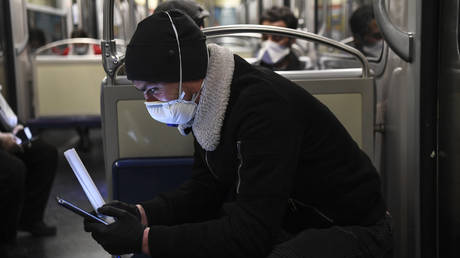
{"left": 10, "top": 128, "right": 109, "bottom": 258}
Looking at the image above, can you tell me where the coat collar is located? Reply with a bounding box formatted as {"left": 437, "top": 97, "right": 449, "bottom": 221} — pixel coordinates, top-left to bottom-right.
{"left": 190, "top": 43, "right": 235, "bottom": 151}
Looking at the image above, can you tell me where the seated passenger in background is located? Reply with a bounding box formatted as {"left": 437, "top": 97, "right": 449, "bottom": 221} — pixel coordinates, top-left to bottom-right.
{"left": 70, "top": 29, "right": 102, "bottom": 55}
{"left": 154, "top": 0, "right": 209, "bottom": 28}
{"left": 51, "top": 28, "right": 102, "bottom": 55}
{"left": 255, "top": 6, "right": 305, "bottom": 71}
{"left": 28, "top": 28, "right": 46, "bottom": 52}
{"left": 83, "top": 10, "right": 392, "bottom": 258}
{"left": 0, "top": 124, "right": 58, "bottom": 257}
{"left": 349, "top": 5, "right": 383, "bottom": 58}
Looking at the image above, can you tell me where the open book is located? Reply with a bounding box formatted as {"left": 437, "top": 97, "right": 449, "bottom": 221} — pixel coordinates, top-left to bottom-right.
{"left": 64, "top": 148, "right": 114, "bottom": 223}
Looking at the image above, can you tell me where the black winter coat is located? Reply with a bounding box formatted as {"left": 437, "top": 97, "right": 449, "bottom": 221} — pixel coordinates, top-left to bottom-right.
{"left": 142, "top": 55, "right": 386, "bottom": 258}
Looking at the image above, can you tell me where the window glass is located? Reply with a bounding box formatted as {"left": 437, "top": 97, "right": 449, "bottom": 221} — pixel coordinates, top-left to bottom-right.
{"left": 207, "top": 33, "right": 360, "bottom": 71}
{"left": 27, "top": 7, "right": 67, "bottom": 45}
{"left": 313, "top": 0, "right": 383, "bottom": 60}
{"left": 200, "top": 0, "right": 381, "bottom": 70}
{"left": 107, "top": 0, "right": 383, "bottom": 71}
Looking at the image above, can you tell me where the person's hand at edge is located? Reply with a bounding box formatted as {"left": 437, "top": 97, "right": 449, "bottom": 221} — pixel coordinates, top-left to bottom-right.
{"left": 84, "top": 205, "right": 146, "bottom": 255}
{"left": 0, "top": 132, "right": 22, "bottom": 153}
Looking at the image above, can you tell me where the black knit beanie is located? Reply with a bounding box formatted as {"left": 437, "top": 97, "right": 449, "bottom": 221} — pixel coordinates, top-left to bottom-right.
{"left": 125, "top": 10, "right": 207, "bottom": 83}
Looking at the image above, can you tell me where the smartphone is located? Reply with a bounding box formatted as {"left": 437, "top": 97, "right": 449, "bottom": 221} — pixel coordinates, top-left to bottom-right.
{"left": 15, "top": 127, "right": 32, "bottom": 147}
{"left": 56, "top": 196, "right": 109, "bottom": 225}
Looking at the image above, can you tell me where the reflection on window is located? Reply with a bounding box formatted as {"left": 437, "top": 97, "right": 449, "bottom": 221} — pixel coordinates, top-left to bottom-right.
{"left": 27, "top": 6, "right": 67, "bottom": 46}
{"left": 316, "top": 1, "right": 383, "bottom": 60}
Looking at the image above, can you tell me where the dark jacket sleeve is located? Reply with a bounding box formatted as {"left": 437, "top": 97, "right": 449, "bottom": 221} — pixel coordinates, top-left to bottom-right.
{"left": 141, "top": 139, "right": 227, "bottom": 226}
{"left": 146, "top": 87, "right": 301, "bottom": 258}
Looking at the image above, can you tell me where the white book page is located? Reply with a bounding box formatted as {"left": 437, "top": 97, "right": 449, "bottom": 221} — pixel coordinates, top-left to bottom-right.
{"left": 64, "top": 148, "right": 106, "bottom": 211}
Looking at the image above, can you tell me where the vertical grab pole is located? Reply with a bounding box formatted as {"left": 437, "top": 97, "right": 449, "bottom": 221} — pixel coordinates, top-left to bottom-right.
{"left": 102, "top": 0, "right": 122, "bottom": 84}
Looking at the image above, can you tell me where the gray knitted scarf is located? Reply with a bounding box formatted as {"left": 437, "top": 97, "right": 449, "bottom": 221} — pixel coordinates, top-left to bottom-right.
{"left": 178, "top": 43, "right": 234, "bottom": 151}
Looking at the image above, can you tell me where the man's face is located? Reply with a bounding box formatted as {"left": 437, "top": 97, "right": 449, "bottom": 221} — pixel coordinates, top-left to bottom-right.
{"left": 133, "top": 80, "right": 180, "bottom": 102}
{"left": 363, "top": 19, "right": 382, "bottom": 45}
{"left": 261, "top": 20, "right": 292, "bottom": 47}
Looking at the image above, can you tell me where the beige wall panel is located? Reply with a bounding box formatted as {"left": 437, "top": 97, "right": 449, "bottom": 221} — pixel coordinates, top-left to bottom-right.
{"left": 116, "top": 94, "right": 361, "bottom": 158}
{"left": 314, "top": 93, "right": 362, "bottom": 147}
{"left": 34, "top": 58, "right": 105, "bottom": 117}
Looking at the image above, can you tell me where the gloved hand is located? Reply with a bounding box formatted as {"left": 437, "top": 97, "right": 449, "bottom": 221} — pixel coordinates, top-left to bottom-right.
{"left": 84, "top": 205, "right": 146, "bottom": 255}
{"left": 104, "top": 200, "right": 141, "bottom": 220}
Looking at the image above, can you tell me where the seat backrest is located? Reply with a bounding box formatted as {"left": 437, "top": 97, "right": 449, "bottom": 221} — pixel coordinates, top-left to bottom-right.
{"left": 33, "top": 55, "right": 105, "bottom": 117}
{"left": 102, "top": 69, "right": 374, "bottom": 199}
{"left": 318, "top": 54, "right": 361, "bottom": 70}
{"left": 112, "top": 157, "right": 193, "bottom": 203}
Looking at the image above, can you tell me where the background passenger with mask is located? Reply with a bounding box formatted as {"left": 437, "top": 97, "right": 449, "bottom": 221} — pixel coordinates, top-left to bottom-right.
{"left": 349, "top": 5, "right": 383, "bottom": 58}
{"left": 52, "top": 29, "right": 102, "bottom": 56}
{"left": 255, "top": 6, "right": 305, "bottom": 71}
{"left": 70, "top": 29, "right": 102, "bottom": 55}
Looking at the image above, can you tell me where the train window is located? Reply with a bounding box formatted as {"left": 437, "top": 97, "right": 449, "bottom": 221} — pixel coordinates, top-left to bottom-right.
{"left": 27, "top": 4, "right": 67, "bottom": 46}
{"left": 206, "top": 33, "right": 363, "bottom": 71}
{"left": 195, "top": 0, "right": 383, "bottom": 64}
{"left": 314, "top": 1, "right": 383, "bottom": 61}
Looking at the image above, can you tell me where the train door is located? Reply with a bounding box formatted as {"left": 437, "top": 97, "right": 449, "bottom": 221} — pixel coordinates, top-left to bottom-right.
{"left": 372, "top": 0, "right": 449, "bottom": 257}
{"left": 372, "top": 0, "right": 423, "bottom": 257}
{"left": 437, "top": 0, "right": 460, "bottom": 257}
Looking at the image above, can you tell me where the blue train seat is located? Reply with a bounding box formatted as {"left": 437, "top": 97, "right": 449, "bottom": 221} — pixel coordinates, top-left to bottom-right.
{"left": 112, "top": 157, "right": 193, "bottom": 204}
{"left": 112, "top": 157, "right": 193, "bottom": 258}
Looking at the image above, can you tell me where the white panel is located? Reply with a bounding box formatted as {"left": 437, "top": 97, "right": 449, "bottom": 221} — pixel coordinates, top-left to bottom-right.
{"left": 34, "top": 57, "right": 105, "bottom": 116}
{"left": 117, "top": 100, "right": 194, "bottom": 158}
{"left": 314, "top": 93, "right": 362, "bottom": 147}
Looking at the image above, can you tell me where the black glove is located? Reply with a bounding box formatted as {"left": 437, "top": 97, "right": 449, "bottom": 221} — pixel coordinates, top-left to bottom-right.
{"left": 84, "top": 205, "right": 146, "bottom": 255}
{"left": 104, "top": 200, "right": 141, "bottom": 220}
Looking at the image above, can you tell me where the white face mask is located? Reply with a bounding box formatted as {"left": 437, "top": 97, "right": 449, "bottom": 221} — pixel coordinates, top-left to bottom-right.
{"left": 144, "top": 11, "right": 207, "bottom": 126}
{"left": 257, "top": 40, "right": 290, "bottom": 64}
{"left": 145, "top": 82, "right": 204, "bottom": 125}
{"left": 74, "top": 45, "right": 89, "bottom": 55}
{"left": 362, "top": 40, "right": 383, "bottom": 58}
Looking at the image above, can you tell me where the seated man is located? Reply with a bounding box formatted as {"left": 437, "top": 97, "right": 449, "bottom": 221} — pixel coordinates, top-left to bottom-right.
{"left": 70, "top": 29, "right": 102, "bottom": 55}
{"left": 51, "top": 29, "right": 102, "bottom": 55}
{"left": 0, "top": 94, "right": 57, "bottom": 257}
{"left": 255, "top": 6, "right": 305, "bottom": 71}
{"left": 349, "top": 5, "right": 384, "bottom": 58}
{"left": 84, "top": 10, "right": 392, "bottom": 258}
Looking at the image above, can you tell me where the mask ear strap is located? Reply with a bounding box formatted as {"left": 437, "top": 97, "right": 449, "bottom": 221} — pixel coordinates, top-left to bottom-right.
{"left": 164, "top": 11, "right": 183, "bottom": 99}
